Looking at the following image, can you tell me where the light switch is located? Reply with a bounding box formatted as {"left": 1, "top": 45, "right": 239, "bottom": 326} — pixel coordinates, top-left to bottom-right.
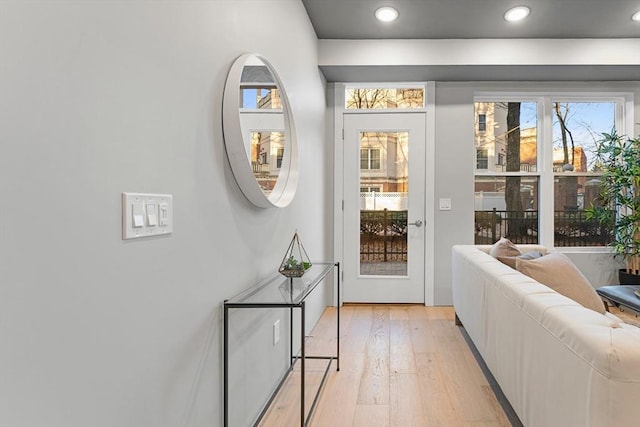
{"left": 146, "top": 203, "right": 158, "bottom": 226}
{"left": 132, "top": 203, "right": 144, "bottom": 228}
{"left": 122, "top": 193, "right": 173, "bottom": 240}
{"left": 439, "top": 198, "right": 452, "bottom": 211}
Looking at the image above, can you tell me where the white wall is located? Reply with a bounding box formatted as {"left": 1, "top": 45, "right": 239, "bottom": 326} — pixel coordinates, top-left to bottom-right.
{"left": 0, "top": 1, "right": 329, "bottom": 427}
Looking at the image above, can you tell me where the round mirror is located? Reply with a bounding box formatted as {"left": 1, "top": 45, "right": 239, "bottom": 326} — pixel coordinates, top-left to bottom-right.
{"left": 223, "top": 54, "right": 298, "bottom": 208}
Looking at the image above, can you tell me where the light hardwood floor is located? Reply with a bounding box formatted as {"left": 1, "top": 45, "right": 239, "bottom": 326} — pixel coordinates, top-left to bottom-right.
{"left": 259, "top": 305, "right": 512, "bottom": 427}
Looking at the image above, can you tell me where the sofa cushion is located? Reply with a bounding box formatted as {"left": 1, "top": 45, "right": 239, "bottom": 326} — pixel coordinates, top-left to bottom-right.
{"left": 497, "top": 250, "right": 544, "bottom": 269}
{"left": 489, "top": 237, "right": 522, "bottom": 258}
{"left": 516, "top": 252, "right": 606, "bottom": 314}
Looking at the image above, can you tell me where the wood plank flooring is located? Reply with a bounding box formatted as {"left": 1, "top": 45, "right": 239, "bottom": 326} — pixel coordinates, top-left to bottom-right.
{"left": 259, "top": 305, "right": 512, "bottom": 427}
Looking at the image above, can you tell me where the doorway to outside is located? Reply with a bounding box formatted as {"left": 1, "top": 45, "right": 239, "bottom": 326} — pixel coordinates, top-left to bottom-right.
{"left": 342, "top": 111, "right": 428, "bottom": 303}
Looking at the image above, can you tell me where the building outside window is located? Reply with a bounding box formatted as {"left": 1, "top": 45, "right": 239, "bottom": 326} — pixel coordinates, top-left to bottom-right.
{"left": 474, "top": 95, "right": 626, "bottom": 248}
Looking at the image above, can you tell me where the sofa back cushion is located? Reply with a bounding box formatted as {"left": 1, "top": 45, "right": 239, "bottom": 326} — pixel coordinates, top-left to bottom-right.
{"left": 516, "top": 252, "right": 606, "bottom": 314}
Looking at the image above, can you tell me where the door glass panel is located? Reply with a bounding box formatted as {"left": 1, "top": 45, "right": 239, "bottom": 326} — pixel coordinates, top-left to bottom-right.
{"left": 359, "top": 131, "right": 409, "bottom": 276}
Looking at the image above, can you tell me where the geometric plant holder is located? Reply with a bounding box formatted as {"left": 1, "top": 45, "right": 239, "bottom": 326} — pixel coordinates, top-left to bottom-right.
{"left": 279, "top": 231, "right": 312, "bottom": 278}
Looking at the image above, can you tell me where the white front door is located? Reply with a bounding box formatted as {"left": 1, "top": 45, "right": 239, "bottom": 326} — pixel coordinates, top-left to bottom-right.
{"left": 343, "top": 113, "right": 426, "bottom": 303}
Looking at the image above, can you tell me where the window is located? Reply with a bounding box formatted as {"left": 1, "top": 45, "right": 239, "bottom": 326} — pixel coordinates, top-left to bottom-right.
{"left": 478, "top": 114, "right": 487, "bottom": 132}
{"left": 476, "top": 149, "right": 488, "bottom": 169}
{"left": 474, "top": 101, "right": 539, "bottom": 245}
{"left": 360, "top": 186, "right": 381, "bottom": 193}
{"left": 361, "top": 148, "right": 381, "bottom": 170}
{"left": 474, "top": 95, "right": 628, "bottom": 248}
{"left": 241, "top": 87, "right": 281, "bottom": 109}
{"left": 346, "top": 87, "right": 424, "bottom": 109}
{"left": 276, "top": 147, "right": 284, "bottom": 169}
{"left": 551, "top": 101, "right": 615, "bottom": 247}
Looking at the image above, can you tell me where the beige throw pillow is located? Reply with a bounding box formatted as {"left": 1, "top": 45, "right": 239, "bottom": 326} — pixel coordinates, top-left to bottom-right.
{"left": 497, "top": 251, "right": 544, "bottom": 269}
{"left": 489, "top": 237, "right": 522, "bottom": 258}
{"left": 516, "top": 252, "right": 605, "bottom": 314}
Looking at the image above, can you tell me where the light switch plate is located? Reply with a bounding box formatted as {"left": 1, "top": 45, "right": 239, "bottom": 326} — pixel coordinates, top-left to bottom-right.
{"left": 439, "top": 198, "right": 452, "bottom": 211}
{"left": 122, "top": 193, "right": 173, "bottom": 240}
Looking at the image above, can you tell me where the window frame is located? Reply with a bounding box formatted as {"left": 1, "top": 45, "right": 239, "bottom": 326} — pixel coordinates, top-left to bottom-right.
{"left": 476, "top": 148, "right": 489, "bottom": 170}
{"left": 478, "top": 113, "right": 487, "bottom": 132}
{"left": 474, "top": 92, "right": 633, "bottom": 251}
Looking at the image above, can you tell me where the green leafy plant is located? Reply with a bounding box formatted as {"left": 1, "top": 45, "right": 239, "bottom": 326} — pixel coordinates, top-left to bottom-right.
{"left": 585, "top": 131, "right": 640, "bottom": 276}
{"left": 284, "top": 256, "right": 302, "bottom": 270}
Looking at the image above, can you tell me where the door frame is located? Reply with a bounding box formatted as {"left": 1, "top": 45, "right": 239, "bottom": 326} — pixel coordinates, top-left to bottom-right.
{"left": 331, "top": 82, "right": 436, "bottom": 306}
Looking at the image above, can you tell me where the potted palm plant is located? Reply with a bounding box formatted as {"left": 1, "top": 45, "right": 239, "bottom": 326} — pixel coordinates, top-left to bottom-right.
{"left": 586, "top": 131, "right": 640, "bottom": 284}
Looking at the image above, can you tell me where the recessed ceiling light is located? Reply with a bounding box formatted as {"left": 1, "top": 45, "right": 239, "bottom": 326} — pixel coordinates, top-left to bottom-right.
{"left": 504, "top": 6, "right": 530, "bottom": 22}
{"left": 375, "top": 6, "right": 399, "bottom": 23}
{"left": 632, "top": 10, "right": 640, "bottom": 22}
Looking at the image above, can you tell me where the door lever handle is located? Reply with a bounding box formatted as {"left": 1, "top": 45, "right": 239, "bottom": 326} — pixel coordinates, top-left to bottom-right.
{"left": 408, "top": 219, "right": 423, "bottom": 227}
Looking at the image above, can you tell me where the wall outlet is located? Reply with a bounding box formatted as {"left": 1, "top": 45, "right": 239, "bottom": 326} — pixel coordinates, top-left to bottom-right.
{"left": 273, "top": 320, "right": 280, "bottom": 345}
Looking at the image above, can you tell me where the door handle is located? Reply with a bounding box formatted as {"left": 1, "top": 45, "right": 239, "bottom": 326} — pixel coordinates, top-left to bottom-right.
{"left": 408, "top": 219, "right": 423, "bottom": 227}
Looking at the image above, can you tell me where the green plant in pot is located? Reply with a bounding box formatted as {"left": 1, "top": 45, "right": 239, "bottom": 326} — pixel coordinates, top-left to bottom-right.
{"left": 585, "top": 131, "right": 640, "bottom": 284}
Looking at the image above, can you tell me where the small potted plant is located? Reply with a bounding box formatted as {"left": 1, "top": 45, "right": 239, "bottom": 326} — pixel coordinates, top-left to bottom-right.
{"left": 586, "top": 131, "right": 640, "bottom": 284}
{"left": 279, "top": 232, "right": 312, "bottom": 278}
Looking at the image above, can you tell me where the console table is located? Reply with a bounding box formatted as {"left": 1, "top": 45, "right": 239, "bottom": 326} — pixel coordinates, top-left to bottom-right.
{"left": 223, "top": 262, "right": 340, "bottom": 427}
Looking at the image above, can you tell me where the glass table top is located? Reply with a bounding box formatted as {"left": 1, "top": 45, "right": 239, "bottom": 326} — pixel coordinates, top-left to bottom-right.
{"left": 224, "top": 262, "right": 336, "bottom": 306}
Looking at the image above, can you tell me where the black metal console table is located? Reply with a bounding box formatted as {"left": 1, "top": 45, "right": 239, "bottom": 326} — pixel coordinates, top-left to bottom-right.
{"left": 223, "top": 262, "right": 340, "bottom": 427}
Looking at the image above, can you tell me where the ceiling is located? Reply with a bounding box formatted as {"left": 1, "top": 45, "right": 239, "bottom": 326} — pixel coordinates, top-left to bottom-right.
{"left": 302, "top": 0, "right": 640, "bottom": 81}
{"left": 302, "top": 0, "right": 640, "bottom": 39}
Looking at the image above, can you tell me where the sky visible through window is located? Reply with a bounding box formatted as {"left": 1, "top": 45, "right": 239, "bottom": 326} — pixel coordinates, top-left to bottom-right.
{"left": 518, "top": 101, "right": 615, "bottom": 172}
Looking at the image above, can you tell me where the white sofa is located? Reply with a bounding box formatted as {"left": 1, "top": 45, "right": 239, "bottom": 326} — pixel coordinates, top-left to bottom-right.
{"left": 452, "top": 244, "right": 640, "bottom": 427}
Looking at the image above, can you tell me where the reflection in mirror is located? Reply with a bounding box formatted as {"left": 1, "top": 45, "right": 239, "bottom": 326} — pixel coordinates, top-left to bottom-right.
{"left": 249, "top": 131, "right": 284, "bottom": 196}
{"left": 223, "top": 54, "right": 297, "bottom": 208}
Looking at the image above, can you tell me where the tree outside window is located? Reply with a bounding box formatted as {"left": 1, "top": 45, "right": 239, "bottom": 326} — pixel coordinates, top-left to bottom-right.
{"left": 474, "top": 97, "right": 620, "bottom": 248}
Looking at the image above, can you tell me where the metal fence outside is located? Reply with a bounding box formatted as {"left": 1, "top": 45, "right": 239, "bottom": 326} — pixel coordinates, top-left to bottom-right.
{"left": 360, "top": 209, "right": 408, "bottom": 262}
{"left": 474, "top": 208, "right": 611, "bottom": 247}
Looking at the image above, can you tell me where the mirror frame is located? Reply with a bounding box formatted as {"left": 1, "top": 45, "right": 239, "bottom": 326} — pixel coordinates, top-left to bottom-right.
{"left": 222, "top": 53, "right": 298, "bottom": 208}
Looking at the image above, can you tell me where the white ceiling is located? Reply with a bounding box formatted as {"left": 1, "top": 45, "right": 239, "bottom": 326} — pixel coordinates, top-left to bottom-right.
{"left": 302, "top": 0, "right": 640, "bottom": 81}
{"left": 302, "top": 0, "right": 640, "bottom": 39}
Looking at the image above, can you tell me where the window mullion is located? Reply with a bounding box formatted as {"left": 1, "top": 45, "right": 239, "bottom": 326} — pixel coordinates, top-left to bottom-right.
{"left": 539, "top": 96, "right": 555, "bottom": 248}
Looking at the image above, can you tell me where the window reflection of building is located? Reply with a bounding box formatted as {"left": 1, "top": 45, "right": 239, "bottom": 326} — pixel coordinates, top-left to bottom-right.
{"left": 250, "top": 131, "right": 284, "bottom": 194}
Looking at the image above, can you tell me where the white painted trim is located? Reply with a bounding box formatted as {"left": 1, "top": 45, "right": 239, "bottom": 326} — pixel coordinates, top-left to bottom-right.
{"left": 319, "top": 39, "right": 640, "bottom": 67}
{"left": 332, "top": 83, "right": 344, "bottom": 306}
{"left": 424, "top": 81, "right": 436, "bottom": 306}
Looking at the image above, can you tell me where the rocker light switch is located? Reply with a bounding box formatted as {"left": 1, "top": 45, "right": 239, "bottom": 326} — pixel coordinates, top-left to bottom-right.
{"left": 146, "top": 203, "right": 158, "bottom": 226}
{"left": 132, "top": 203, "right": 144, "bottom": 228}
{"left": 123, "top": 193, "right": 173, "bottom": 239}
